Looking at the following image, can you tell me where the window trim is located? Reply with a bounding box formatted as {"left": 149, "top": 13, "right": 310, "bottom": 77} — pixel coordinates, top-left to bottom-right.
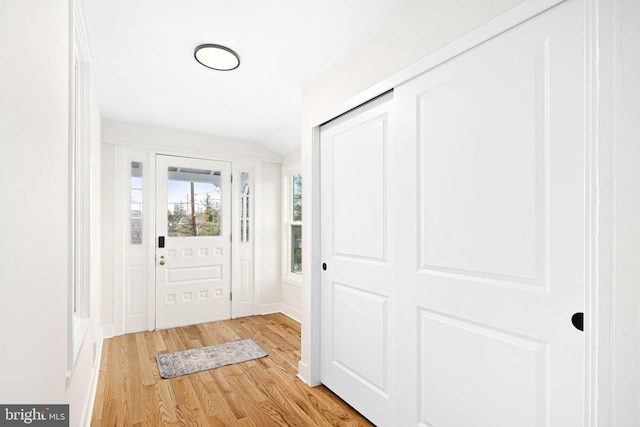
{"left": 67, "top": 0, "right": 91, "bottom": 386}
{"left": 282, "top": 166, "right": 302, "bottom": 285}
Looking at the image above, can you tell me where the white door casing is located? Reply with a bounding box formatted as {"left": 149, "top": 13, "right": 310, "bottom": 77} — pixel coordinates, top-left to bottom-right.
{"left": 394, "top": 0, "right": 585, "bottom": 425}
{"left": 155, "top": 155, "right": 232, "bottom": 329}
{"left": 320, "top": 93, "right": 395, "bottom": 426}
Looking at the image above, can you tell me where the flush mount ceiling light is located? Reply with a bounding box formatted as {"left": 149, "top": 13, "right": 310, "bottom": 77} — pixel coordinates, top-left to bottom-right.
{"left": 194, "top": 44, "right": 240, "bottom": 71}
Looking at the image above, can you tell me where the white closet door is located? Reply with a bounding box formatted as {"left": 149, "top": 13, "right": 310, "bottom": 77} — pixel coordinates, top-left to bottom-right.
{"left": 394, "top": 0, "right": 586, "bottom": 425}
{"left": 320, "top": 93, "right": 395, "bottom": 426}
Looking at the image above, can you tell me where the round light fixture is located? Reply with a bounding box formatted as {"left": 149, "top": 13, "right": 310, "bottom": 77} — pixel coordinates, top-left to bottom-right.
{"left": 194, "top": 44, "right": 240, "bottom": 71}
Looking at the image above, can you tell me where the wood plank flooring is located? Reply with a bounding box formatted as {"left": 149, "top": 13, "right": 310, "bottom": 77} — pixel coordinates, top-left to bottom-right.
{"left": 91, "top": 313, "right": 374, "bottom": 426}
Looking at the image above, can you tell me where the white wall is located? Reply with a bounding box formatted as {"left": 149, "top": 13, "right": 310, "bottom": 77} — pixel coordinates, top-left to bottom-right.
{"left": 298, "top": 0, "right": 524, "bottom": 384}
{"left": 0, "top": 1, "right": 102, "bottom": 425}
{"left": 257, "top": 161, "right": 283, "bottom": 313}
{"left": 301, "top": 0, "right": 525, "bottom": 123}
{"left": 102, "top": 119, "right": 281, "bottom": 162}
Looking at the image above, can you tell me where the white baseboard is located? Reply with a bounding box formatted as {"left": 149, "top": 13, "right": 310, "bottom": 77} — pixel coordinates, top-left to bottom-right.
{"left": 297, "top": 360, "right": 310, "bottom": 385}
{"left": 259, "top": 303, "right": 302, "bottom": 323}
{"left": 279, "top": 305, "right": 301, "bottom": 323}
{"left": 259, "top": 303, "right": 283, "bottom": 315}
{"left": 297, "top": 359, "right": 323, "bottom": 387}
{"left": 81, "top": 337, "right": 104, "bottom": 427}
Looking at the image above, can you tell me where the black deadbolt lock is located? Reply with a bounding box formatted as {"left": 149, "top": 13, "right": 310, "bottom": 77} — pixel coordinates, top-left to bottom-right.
{"left": 322, "top": 263, "right": 327, "bottom": 271}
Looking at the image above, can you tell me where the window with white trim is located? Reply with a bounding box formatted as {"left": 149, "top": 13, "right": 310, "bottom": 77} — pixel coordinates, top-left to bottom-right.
{"left": 284, "top": 170, "right": 302, "bottom": 282}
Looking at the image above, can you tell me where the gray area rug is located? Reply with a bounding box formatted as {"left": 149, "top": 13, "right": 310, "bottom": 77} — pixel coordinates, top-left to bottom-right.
{"left": 156, "top": 338, "right": 267, "bottom": 379}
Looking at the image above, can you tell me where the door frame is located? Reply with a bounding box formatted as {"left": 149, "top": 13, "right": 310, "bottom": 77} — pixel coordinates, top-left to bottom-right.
{"left": 153, "top": 154, "right": 260, "bottom": 328}
{"left": 111, "top": 149, "right": 260, "bottom": 335}
{"left": 302, "top": 0, "right": 625, "bottom": 423}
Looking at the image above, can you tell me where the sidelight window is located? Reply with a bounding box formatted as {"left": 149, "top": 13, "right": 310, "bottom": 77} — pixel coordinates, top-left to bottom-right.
{"left": 240, "top": 172, "right": 250, "bottom": 243}
{"left": 131, "top": 162, "right": 143, "bottom": 244}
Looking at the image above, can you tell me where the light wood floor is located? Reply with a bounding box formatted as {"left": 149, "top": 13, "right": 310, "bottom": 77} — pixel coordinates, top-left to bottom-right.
{"left": 91, "top": 313, "right": 374, "bottom": 426}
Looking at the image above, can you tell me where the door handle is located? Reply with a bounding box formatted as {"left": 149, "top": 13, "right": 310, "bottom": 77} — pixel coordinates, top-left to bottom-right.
{"left": 571, "top": 312, "right": 584, "bottom": 331}
{"left": 159, "top": 255, "right": 165, "bottom": 266}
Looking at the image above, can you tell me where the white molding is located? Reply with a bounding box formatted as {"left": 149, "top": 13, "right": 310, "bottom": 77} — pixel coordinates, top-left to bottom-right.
{"left": 590, "top": 0, "right": 640, "bottom": 424}
{"left": 253, "top": 162, "right": 264, "bottom": 318}
{"left": 585, "top": 0, "right": 606, "bottom": 424}
{"left": 258, "top": 304, "right": 302, "bottom": 323}
{"left": 80, "top": 336, "right": 104, "bottom": 427}
{"left": 259, "top": 303, "right": 284, "bottom": 315}
{"left": 146, "top": 152, "right": 157, "bottom": 331}
{"left": 279, "top": 304, "right": 302, "bottom": 324}
{"left": 297, "top": 361, "right": 311, "bottom": 385}
{"left": 303, "top": 124, "right": 322, "bottom": 386}
{"left": 281, "top": 164, "right": 303, "bottom": 286}
{"left": 67, "top": 0, "right": 92, "bottom": 385}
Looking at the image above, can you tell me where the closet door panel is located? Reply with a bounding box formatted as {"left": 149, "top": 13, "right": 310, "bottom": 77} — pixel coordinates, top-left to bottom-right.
{"left": 320, "top": 93, "right": 395, "bottom": 427}
{"left": 394, "top": 1, "right": 586, "bottom": 425}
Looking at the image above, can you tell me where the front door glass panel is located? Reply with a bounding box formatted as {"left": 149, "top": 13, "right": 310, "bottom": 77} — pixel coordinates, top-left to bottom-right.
{"left": 166, "top": 166, "right": 222, "bottom": 237}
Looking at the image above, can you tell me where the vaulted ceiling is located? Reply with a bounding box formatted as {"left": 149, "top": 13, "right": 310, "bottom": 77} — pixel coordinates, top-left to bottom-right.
{"left": 82, "top": 0, "right": 418, "bottom": 156}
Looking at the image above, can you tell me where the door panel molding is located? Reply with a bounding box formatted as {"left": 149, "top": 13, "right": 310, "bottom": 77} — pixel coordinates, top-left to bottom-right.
{"left": 418, "top": 308, "right": 548, "bottom": 427}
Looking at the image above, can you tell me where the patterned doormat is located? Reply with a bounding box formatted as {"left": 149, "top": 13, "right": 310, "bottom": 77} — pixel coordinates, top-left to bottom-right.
{"left": 156, "top": 338, "right": 268, "bottom": 379}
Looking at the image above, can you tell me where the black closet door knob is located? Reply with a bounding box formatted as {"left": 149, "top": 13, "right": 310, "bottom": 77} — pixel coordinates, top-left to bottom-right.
{"left": 322, "top": 263, "right": 327, "bottom": 271}
{"left": 571, "top": 312, "right": 584, "bottom": 331}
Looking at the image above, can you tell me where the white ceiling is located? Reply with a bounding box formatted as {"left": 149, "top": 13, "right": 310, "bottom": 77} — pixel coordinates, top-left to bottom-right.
{"left": 82, "top": 0, "right": 418, "bottom": 156}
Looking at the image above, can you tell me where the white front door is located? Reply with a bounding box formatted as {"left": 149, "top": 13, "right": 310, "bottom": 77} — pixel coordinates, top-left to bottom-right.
{"left": 320, "top": 93, "right": 395, "bottom": 426}
{"left": 394, "top": 0, "right": 585, "bottom": 425}
{"left": 155, "top": 155, "right": 231, "bottom": 329}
